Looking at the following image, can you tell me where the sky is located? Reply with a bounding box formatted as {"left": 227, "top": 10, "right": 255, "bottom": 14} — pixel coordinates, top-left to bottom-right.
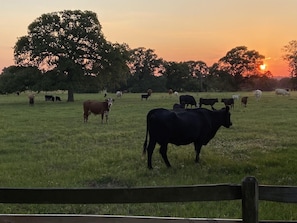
{"left": 1, "top": 0, "right": 297, "bottom": 78}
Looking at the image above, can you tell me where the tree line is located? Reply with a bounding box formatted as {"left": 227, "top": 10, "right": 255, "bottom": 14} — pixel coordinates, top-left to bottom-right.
{"left": 0, "top": 10, "right": 296, "bottom": 101}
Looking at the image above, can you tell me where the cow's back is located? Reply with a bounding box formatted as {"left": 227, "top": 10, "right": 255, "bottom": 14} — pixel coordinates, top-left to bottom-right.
{"left": 147, "top": 108, "right": 206, "bottom": 145}
{"left": 83, "top": 100, "right": 92, "bottom": 113}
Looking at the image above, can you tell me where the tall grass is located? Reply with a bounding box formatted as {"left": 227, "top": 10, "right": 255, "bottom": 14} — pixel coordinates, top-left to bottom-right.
{"left": 0, "top": 91, "right": 297, "bottom": 220}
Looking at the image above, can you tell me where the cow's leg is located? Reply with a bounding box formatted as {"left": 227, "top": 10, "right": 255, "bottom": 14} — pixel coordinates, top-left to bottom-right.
{"left": 159, "top": 144, "right": 171, "bottom": 168}
{"left": 83, "top": 112, "right": 88, "bottom": 122}
{"left": 194, "top": 142, "right": 203, "bottom": 163}
{"left": 147, "top": 140, "right": 157, "bottom": 169}
{"left": 101, "top": 114, "right": 104, "bottom": 123}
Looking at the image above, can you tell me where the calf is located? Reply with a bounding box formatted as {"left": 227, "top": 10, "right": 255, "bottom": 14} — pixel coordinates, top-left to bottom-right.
{"left": 221, "top": 98, "right": 234, "bottom": 109}
{"left": 199, "top": 98, "right": 218, "bottom": 110}
{"left": 143, "top": 107, "right": 232, "bottom": 169}
{"left": 83, "top": 98, "right": 114, "bottom": 123}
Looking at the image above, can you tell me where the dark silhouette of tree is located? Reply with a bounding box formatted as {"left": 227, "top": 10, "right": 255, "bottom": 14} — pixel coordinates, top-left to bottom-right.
{"left": 283, "top": 40, "right": 297, "bottom": 89}
{"left": 164, "top": 62, "right": 190, "bottom": 92}
{"left": 0, "top": 66, "right": 42, "bottom": 93}
{"left": 186, "top": 60, "right": 209, "bottom": 91}
{"left": 14, "top": 10, "right": 129, "bottom": 101}
{"left": 127, "top": 47, "right": 163, "bottom": 92}
{"left": 218, "top": 46, "right": 265, "bottom": 90}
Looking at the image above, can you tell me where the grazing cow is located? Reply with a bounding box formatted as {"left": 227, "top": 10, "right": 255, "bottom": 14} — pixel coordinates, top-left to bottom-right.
{"left": 275, "top": 88, "right": 290, "bottom": 96}
{"left": 116, "top": 91, "right": 122, "bottom": 98}
{"left": 55, "top": 96, "right": 61, "bottom": 101}
{"left": 45, "top": 95, "right": 54, "bottom": 101}
{"left": 143, "top": 107, "right": 232, "bottom": 169}
{"left": 174, "top": 91, "right": 179, "bottom": 96}
{"left": 221, "top": 98, "right": 234, "bottom": 109}
{"left": 83, "top": 98, "right": 114, "bottom": 123}
{"left": 141, "top": 94, "right": 150, "bottom": 100}
{"left": 168, "top": 89, "right": 173, "bottom": 95}
{"left": 241, "top": 96, "right": 248, "bottom": 107}
{"left": 199, "top": 98, "right": 218, "bottom": 110}
{"left": 254, "top": 89, "right": 262, "bottom": 100}
{"left": 179, "top": 95, "right": 197, "bottom": 108}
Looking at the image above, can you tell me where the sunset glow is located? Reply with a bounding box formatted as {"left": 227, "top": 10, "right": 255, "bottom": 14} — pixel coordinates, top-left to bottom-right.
{"left": 1, "top": 0, "right": 297, "bottom": 78}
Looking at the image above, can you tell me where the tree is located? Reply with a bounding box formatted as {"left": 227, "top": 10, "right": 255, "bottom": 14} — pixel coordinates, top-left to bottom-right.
{"left": 0, "top": 66, "right": 42, "bottom": 93}
{"left": 283, "top": 40, "right": 297, "bottom": 78}
{"left": 97, "top": 43, "right": 131, "bottom": 92}
{"left": 14, "top": 10, "right": 110, "bottom": 101}
{"left": 186, "top": 60, "right": 209, "bottom": 91}
{"left": 127, "top": 47, "right": 163, "bottom": 92}
{"left": 164, "top": 62, "right": 190, "bottom": 92}
{"left": 218, "top": 46, "right": 265, "bottom": 89}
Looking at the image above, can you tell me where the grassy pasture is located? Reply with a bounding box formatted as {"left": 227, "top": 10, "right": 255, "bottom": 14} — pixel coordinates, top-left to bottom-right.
{"left": 0, "top": 91, "right": 297, "bottom": 220}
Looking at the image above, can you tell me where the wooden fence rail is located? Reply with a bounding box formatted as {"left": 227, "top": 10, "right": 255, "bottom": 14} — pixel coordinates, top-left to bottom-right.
{"left": 0, "top": 176, "right": 296, "bottom": 223}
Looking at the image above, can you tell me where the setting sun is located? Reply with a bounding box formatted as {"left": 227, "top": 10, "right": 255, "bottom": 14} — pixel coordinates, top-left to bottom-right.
{"left": 260, "top": 64, "right": 266, "bottom": 71}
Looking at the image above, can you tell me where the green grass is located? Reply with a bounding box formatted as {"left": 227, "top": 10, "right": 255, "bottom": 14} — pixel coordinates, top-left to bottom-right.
{"left": 0, "top": 91, "right": 297, "bottom": 220}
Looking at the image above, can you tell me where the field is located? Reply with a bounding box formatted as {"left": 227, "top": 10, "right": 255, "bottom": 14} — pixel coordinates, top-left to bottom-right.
{"left": 0, "top": 91, "right": 297, "bottom": 220}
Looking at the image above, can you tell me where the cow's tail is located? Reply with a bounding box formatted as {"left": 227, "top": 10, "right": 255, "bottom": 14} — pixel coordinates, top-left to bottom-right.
{"left": 142, "top": 114, "right": 150, "bottom": 156}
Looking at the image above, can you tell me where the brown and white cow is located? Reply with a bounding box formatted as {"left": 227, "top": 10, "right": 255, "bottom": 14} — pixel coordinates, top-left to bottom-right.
{"left": 83, "top": 98, "right": 114, "bottom": 123}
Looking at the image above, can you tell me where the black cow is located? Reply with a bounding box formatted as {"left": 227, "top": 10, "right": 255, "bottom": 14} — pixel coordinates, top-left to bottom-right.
{"left": 143, "top": 107, "right": 232, "bottom": 169}
{"left": 45, "top": 95, "right": 54, "bottom": 101}
{"left": 199, "top": 98, "right": 218, "bottom": 110}
{"left": 141, "top": 94, "right": 150, "bottom": 100}
{"left": 179, "top": 95, "right": 197, "bottom": 108}
{"left": 221, "top": 98, "right": 234, "bottom": 109}
{"left": 55, "top": 96, "right": 61, "bottom": 101}
{"left": 172, "top": 103, "right": 185, "bottom": 110}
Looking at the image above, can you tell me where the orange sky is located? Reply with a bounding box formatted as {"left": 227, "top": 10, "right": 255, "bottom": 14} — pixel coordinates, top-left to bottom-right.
{"left": 1, "top": 0, "right": 296, "bottom": 78}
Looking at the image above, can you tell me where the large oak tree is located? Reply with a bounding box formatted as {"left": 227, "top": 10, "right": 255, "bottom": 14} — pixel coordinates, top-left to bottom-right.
{"left": 14, "top": 10, "right": 123, "bottom": 101}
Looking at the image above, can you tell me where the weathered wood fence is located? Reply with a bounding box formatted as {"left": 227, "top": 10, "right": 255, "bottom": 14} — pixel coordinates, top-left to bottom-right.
{"left": 0, "top": 176, "right": 297, "bottom": 223}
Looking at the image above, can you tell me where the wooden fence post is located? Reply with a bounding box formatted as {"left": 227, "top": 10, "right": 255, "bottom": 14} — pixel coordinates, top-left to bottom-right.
{"left": 242, "top": 176, "right": 259, "bottom": 223}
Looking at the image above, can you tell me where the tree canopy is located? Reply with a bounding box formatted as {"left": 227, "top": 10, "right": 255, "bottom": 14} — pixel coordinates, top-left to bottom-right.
{"left": 13, "top": 10, "right": 129, "bottom": 101}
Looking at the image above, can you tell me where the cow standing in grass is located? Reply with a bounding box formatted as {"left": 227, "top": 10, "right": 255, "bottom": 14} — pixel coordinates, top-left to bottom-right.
{"left": 199, "top": 98, "right": 218, "bottom": 110}
{"left": 221, "top": 98, "right": 234, "bottom": 109}
{"left": 179, "top": 95, "right": 197, "bottom": 108}
{"left": 254, "top": 90, "right": 262, "bottom": 100}
{"left": 143, "top": 107, "right": 232, "bottom": 169}
{"left": 241, "top": 96, "right": 248, "bottom": 107}
{"left": 83, "top": 98, "right": 114, "bottom": 123}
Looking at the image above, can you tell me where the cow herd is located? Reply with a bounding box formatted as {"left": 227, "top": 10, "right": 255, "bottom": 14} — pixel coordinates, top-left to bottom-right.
{"left": 176, "top": 94, "right": 248, "bottom": 110}
{"left": 26, "top": 88, "right": 290, "bottom": 169}
{"left": 80, "top": 88, "right": 291, "bottom": 169}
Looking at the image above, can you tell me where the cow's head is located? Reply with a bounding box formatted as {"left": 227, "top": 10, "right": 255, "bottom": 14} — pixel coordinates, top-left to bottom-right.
{"left": 105, "top": 98, "right": 114, "bottom": 109}
{"left": 222, "top": 106, "right": 232, "bottom": 128}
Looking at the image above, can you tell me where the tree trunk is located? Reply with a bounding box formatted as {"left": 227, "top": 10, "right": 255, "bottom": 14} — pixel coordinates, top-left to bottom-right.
{"left": 67, "top": 89, "right": 74, "bottom": 102}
